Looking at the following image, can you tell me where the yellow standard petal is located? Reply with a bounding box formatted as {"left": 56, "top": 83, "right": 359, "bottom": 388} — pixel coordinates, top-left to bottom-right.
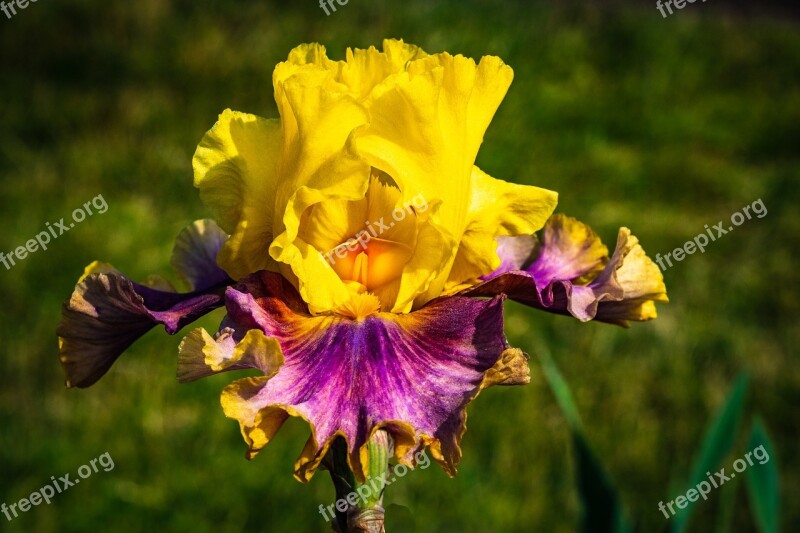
{"left": 193, "top": 110, "right": 283, "bottom": 279}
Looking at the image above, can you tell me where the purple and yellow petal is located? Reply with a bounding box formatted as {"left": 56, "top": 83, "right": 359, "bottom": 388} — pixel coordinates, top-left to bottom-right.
{"left": 525, "top": 214, "right": 608, "bottom": 288}
{"left": 466, "top": 215, "right": 667, "bottom": 325}
{"left": 219, "top": 271, "right": 509, "bottom": 481}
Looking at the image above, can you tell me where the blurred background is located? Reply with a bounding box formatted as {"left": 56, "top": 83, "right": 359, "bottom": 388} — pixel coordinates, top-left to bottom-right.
{"left": 0, "top": 0, "right": 798, "bottom": 531}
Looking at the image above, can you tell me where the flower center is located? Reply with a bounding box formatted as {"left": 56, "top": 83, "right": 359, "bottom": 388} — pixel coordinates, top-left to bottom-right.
{"left": 329, "top": 237, "right": 413, "bottom": 291}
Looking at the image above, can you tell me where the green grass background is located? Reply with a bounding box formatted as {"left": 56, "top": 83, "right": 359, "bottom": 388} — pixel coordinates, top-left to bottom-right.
{"left": 0, "top": 1, "right": 798, "bottom": 531}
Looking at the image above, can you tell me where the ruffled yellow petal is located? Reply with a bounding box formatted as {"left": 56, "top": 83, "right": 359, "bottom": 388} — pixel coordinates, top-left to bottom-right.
{"left": 275, "top": 40, "right": 427, "bottom": 102}
{"left": 268, "top": 44, "right": 376, "bottom": 313}
{"left": 614, "top": 229, "right": 669, "bottom": 301}
{"left": 594, "top": 228, "right": 669, "bottom": 324}
{"left": 354, "top": 53, "right": 512, "bottom": 229}
{"left": 352, "top": 52, "right": 516, "bottom": 305}
{"left": 194, "top": 42, "right": 553, "bottom": 315}
{"left": 192, "top": 110, "right": 282, "bottom": 279}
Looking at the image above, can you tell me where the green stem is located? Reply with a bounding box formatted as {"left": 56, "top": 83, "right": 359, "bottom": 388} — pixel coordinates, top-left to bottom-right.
{"left": 327, "top": 431, "right": 392, "bottom": 532}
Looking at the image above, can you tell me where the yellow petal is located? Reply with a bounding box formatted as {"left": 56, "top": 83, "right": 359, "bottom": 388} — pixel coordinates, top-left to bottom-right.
{"left": 614, "top": 229, "right": 669, "bottom": 302}
{"left": 352, "top": 53, "right": 515, "bottom": 305}
{"left": 192, "top": 110, "right": 282, "bottom": 279}
{"left": 268, "top": 46, "right": 376, "bottom": 312}
{"left": 354, "top": 53, "right": 513, "bottom": 232}
{"left": 400, "top": 220, "right": 456, "bottom": 312}
{"left": 276, "top": 40, "right": 428, "bottom": 102}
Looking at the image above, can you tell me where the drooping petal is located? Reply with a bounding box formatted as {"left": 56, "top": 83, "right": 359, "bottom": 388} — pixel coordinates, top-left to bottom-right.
{"left": 217, "top": 271, "right": 508, "bottom": 482}
{"left": 463, "top": 215, "right": 668, "bottom": 325}
{"left": 171, "top": 219, "right": 231, "bottom": 291}
{"left": 193, "top": 110, "right": 283, "bottom": 279}
{"left": 57, "top": 263, "right": 229, "bottom": 388}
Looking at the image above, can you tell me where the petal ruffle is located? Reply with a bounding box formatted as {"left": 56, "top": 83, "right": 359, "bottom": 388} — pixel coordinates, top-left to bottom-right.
{"left": 479, "top": 348, "right": 531, "bottom": 391}
{"left": 463, "top": 215, "right": 668, "bottom": 326}
{"left": 214, "top": 271, "right": 509, "bottom": 482}
{"left": 274, "top": 40, "right": 428, "bottom": 103}
{"left": 58, "top": 263, "right": 230, "bottom": 388}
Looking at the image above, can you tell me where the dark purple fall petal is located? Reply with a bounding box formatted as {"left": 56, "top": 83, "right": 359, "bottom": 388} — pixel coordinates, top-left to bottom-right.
{"left": 57, "top": 271, "right": 228, "bottom": 388}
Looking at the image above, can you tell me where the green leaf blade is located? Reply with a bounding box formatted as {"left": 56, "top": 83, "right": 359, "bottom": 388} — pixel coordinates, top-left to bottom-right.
{"left": 745, "top": 418, "right": 780, "bottom": 533}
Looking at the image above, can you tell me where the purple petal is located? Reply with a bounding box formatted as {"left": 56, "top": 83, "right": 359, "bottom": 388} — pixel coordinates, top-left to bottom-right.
{"left": 171, "top": 219, "right": 231, "bottom": 291}
{"left": 58, "top": 270, "right": 228, "bottom": 388}
{"left": 466, "top": 215, "right": 667, "bottom": 325}
{"left": 218, "top": 271, "right": 509, "bottom": 481}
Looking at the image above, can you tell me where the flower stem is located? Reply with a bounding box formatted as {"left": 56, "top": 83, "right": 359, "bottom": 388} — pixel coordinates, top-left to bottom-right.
{"left": 327, "top": 431, "right": 392, "bottom": 532}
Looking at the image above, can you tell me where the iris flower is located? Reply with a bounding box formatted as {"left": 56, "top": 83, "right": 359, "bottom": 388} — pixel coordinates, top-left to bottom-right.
{"left": 58, "top": 39, "right": 666, "bottom": 528}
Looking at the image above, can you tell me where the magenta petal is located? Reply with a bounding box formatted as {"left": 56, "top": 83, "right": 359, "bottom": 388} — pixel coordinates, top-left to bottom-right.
{"left": 220, "top": 271, "right": 508, "bottom": 480}
{"left": 58, "top": 271, "right": 228, "bottom": 388}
